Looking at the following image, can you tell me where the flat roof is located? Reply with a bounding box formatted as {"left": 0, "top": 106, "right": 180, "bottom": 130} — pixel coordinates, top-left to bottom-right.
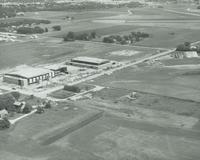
{"left": 44, "top": 64, "right": 66, "bottom": 70}
{"left": 71, "top": 56, "right": 109, "bottom": 65}
{"left": 5, "top": 66, "right": 51, "bottom": 79}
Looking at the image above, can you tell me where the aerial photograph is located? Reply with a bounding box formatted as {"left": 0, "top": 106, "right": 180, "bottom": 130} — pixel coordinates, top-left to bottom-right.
{"left": 0, "top": 0, "right": 200, "bottom": 159}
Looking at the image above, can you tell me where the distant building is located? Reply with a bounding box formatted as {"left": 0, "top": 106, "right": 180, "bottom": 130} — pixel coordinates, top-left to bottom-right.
{"left": 3, "top": 66, "right": 54, "bottom": 87}
{"left": 67, "top": 56, "right": 112, "bottom": 69}
{"left": 44, "top": 64, "right": 68, "bottom": 77}
{"left": 16, "top": 12, "right": 25, "bottom": 16}
{"left": 0, "top": 109, "right": 8, "bottom": 119}
{"left": 173, "top": 51, "right": 199, "bottom": 59}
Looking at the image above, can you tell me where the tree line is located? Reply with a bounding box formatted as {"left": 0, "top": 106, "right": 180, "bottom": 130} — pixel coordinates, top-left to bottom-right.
{"left": 63, "top": 31, "right": 96, "bottom": 41}
{"left": 17, "top": 26, "right": 48, "bottom": 34}
{"left": 0, "top": 19, "right": 50, "bottom": 28}
{"left": 103, "top": 31, "right": 150, "bottom": 45}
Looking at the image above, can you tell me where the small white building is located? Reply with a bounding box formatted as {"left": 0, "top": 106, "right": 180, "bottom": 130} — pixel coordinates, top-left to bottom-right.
{"left": 3, "top": 66, "right": 54, "bottom": 87}
{"left": 44, "top": 64, "right": 68, "bottom": 77}
{"left": 16, "top": 12, "right": 25, "bottom": 16}
{"left": 0, "top": 109, "right": 8, "bottom": 119}
{"left": 173, "top": 51, "right": 199, "bottom": 59}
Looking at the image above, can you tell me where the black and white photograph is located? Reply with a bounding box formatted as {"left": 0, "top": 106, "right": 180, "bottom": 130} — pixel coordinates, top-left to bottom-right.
{"left": 0, "top": 0, "right": 200, "bottom": 160}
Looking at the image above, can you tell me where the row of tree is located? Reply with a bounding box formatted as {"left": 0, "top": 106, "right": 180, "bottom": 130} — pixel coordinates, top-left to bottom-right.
{"left": 0, "top": 1, "right": 143, "bottom": 15}
{"left": 0, "top": 19, "right": 50, "bottom": 28}
{"left": 103, "top": 31, "right": 150, "bottom": 45}
{"left": 43, "top": 1, "right": 143, "bottom": 12}
{"left": 17, "top": 26, "right": 48, "bottom": 34}
{"left": 0, "top": 6, "right": 16, "bottom": 18}
{"left": 63, "top": 31, "right": 96, "bottom": 41}
{"left": 176, "top": 42, "right": 192, "bottom": 51}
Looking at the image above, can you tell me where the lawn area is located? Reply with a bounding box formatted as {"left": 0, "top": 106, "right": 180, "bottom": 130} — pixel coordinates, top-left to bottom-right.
{"left": 0, "top": 38, "right": 159, "bottom": 70}
{"left": 23, "top": 10, "right": 117, "bottom": 21}
{"left": 53, "top": 114, "right": 200, "bottom": 160}
{"left": 136, "top": 27, "right": 200, "bottom": 48}
{"left": 48, "top": 90, "right": 75, "bottom": 99}
{"left": 93, "top": 87, "right": 131, "bottom": 101}
{"left": 89, "top": 24, "right": 200, "bottom": 48}
{"left": 161, "top": 58, "right": 200, "bottom": 66}
{"left": 90, "top": 62, "right": 200, "bottom": 102}
{"left": 0, "top": 103, "right": 101, "bottom": 160}
{"left": 92, "top": 85, "right": 200, "bottom": 124}
{"left": 8, "top": 103, "right": 87, "bottom": 139}
{"left": 121, "top": 92, "right": 200, "bottom": 119}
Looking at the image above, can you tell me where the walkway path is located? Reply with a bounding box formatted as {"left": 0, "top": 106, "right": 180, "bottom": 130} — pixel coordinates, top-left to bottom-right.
{"left": 9, "top": 109, "right": 37, "bottom": 125}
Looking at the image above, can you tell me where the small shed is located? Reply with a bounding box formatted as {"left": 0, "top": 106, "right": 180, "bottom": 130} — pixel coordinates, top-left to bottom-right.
{"left": 0, "top": 109, "right": 8, "bottom": 119}
{"left": 14, "top": 101, "right": 26, "bottom": 113}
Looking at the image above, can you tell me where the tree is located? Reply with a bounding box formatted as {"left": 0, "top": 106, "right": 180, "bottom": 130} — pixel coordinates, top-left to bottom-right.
{"left": 135, "top": 36, "right": 140, "bottom": 42}
{"left": 176, "top": 42, "right": 191, "bottom": 51}
{"left": 64, "top": 85, "right": 81, "bottom": 93}
{"left": 34, "top": 26, "right": 45, "bottom": 33}
{"left": 36, "top": 106, "right": 44, "bottom": 114}
{"left": 103, "top": 36, "right": 114, "bottom": 43}
{"left": 0, "top": 93, "right": 15, "bottom": 112}
{"left": 17, "top": 26, "right": 44, "bottom": 34}
{"left": 45, "top": 27, "right": 48, "bottom": 32}
{"left": 64, "top": 32, "right": 75, "bottom": 41}
{"left": 52, "top": 25, "right": 61, "bottom": 31}
{"left": 90, "top": 31, "right": 96, "bottom": 39}
{"left": 0, "top": 117, "right": 10, "bottom": 129}
{"left": 184, "top": 42, "right": 191, "bottom": 47}
{"left": 10, "top": 92, "right": 20, "bottom": 101}
{"left": 76, "top": 33, "right": 90, "bottom": 41}
{"left": 44, "top": 101, "right": 52, "bottom": 109}
{"left": 22, "top": 103, "right": 32, "bottom": 114}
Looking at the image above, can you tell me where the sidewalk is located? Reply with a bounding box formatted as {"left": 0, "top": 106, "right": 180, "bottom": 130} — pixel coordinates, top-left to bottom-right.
{"left": 9, "top": 109, "right": 37, "bottom": 125}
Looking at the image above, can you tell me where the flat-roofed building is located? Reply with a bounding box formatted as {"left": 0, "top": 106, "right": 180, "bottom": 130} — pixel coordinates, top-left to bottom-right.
{"left": 67, "top": 56, "right": 111, "bottom": 69}
{"left": 44, "top": 64, "right": 68, "bottom": 77}
{"left": 3, "top": 66, "right": 54, "bottom": 87}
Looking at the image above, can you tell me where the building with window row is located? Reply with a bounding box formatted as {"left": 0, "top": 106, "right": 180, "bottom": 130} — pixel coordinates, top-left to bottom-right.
{"left": 3, "top": 65, "right": 67, "bottom": 87}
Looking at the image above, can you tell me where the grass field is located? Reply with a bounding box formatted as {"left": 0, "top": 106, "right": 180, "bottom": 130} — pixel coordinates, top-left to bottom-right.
{"left": 1, "top": 4, "right": 200, "bottom": 160}
{"left": 0, "top": 38, "right": 160, "bottom": 70}
{"left": 92, "top": 86, "right": 200, "bottom": 127}
{"left": 48, "top": 89, "right": 75, "bottom": 99}
{"left": 92, "top": 64, "right": 200, "bottom": 101}
{"left": 52, "top": 114, "right": 200, "bottom": 160}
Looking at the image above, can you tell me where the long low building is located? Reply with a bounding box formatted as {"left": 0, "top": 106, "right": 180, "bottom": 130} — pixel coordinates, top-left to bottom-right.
{"left": 67, "top": 56, "right": 112, "bottom": 69}
{"left": 3, "top": 67, "right": 54, "bottom": 87}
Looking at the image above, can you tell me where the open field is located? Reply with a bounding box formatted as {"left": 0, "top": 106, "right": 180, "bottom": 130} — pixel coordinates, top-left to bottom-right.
{"left": 161, "top": 58, "right": 200, "bottom": 66}
{"left": 0, "top": 38, "right": 160, "bottom": 70}
{"left": 53, "top": 114, "right": 200, "bottom": 160}
{"left": 2, "top": 4, "right": 200, "bottom": 160}
{"left": 2, "top": 5, "right": 200, "bottom": 70}
{"left": 48, "top": 89, "right": 75, "bottom": 99}
{"left": 93, "top": 87, "right": 200, "bottom": 121}
{"left": 8, "top": 7, "right": 200, "bottom": 49}
{"left": 90, "top": 63, "right": 200, "bottom": 102}
{"left": 1, "top": 103, "right": 200, "bottom": 160}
